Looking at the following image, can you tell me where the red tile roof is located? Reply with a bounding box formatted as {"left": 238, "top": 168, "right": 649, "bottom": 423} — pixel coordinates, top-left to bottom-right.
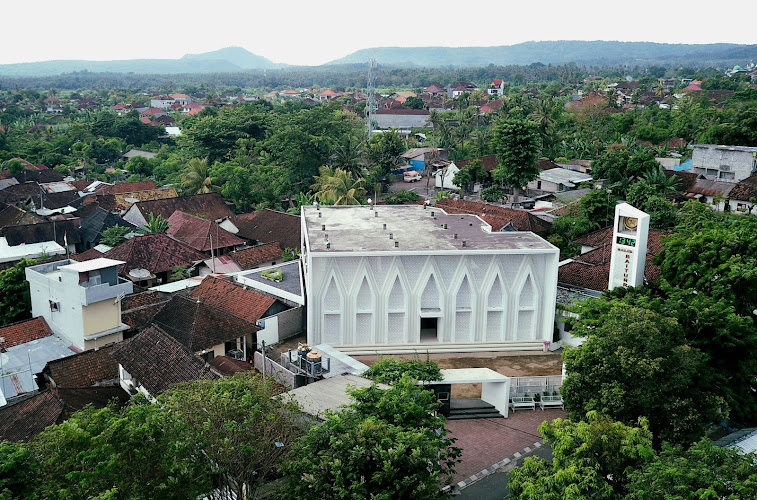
{"left": 70, "top": 248, "right": 104, "bottom": 262}
{"left": 130, "top": 193, "right": 233, "bottom": 222}
{"left": 0, "top": 317, "right": 53, "bottom": 348}
{"left": 209, "top": 355, "right": 254, "bottom": 375}
{"left": 558, "top": 229, "right": 667, "bottom": 291}
{"left": 230, "top": 209, "right": 301, "bottom": 249}
{"left": 435, "top": 198, "right": 552, "bottom": 234}
{"left": 42, "top": 344, "right": 120, "bottom": 388}
{"left": 111, "top": 325, "right": 219, "bottom": 396}
{"left": 0, "top": 390, "right": 65, "bottom": 441}
{"left": 190, "top": 275, "right": 276, "bottom": 325}
{"left": 151, "top": 294, "right": 261, "bottom": 353}
{"left": 121, "top": 291, "right": 169, "bottom": 337}
{"left": 167, "top": 211, "right": 244, "bottom": 252}
{"left": 375, "top": 108, "right": 430, "bottom": 115}
{"left": 104, "top": 233, "right": 206, "bottom": 277}
{"left": 93, "top": 181, "right": 157, "bottom": 195}
{"left": 456, "top": 154, "right": 498, "bottom": 172}
{"left": 729, "top": 175, "right": 757, "bottom": 201}
{"left": 230, "top": 242, "right": 283, "bottom": 270}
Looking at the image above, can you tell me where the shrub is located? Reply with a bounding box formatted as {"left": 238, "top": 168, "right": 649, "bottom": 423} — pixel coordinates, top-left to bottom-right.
{"left": 363, "top": 355, "right": 442, "bottom": 384}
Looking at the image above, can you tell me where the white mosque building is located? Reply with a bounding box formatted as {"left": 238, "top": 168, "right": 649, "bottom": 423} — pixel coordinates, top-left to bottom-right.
{"left": 301, "top": 204, "right": 559, "bottom": 354}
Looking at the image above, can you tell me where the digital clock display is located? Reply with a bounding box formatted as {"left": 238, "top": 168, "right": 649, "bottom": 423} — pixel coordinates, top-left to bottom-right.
{"left": 616, "top": 236, "right": 636, "bottom": 247}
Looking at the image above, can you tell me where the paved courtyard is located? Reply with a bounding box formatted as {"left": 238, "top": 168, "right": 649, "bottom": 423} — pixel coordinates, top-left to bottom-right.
{"left": 446, "top": 408, "right": 566, "bottom": 483}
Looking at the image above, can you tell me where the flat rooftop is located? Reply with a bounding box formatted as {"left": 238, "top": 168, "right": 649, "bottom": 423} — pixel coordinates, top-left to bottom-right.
{"left": 303, "top": 205, "right": 556, "bottom": 253}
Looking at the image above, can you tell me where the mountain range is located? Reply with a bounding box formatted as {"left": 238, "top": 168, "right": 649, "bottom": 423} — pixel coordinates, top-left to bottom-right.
{"left": 326, "top": 41, "right": 756, "bottom": 67}
{"left": 0, "top": 47, "right": 284, "bottom": 77}
{"left": 0, "top": 42, "right": 754, "bottom": 77}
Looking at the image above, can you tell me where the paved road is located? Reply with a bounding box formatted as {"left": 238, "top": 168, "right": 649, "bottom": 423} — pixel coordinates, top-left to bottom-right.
{"left": 455, "top": 444, "right": 553, "bottom": 499}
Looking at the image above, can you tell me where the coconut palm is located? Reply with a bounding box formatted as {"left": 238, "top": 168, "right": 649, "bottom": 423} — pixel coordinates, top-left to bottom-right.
{"left": 640, "top": 167, "right": 681, "bottom": 199}
{"left": 311, "top": 166, "right": 366, "bottom": 205}
{"left": 180, "top": 158, "right": 218, "bottom": 195}
{"left": 330, "top": 135, "right": 366, "bottom": 177}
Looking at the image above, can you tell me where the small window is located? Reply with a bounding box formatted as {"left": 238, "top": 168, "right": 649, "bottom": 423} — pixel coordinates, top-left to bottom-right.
{"left": 49, "top": 300, "right": 60, "bottom": 312}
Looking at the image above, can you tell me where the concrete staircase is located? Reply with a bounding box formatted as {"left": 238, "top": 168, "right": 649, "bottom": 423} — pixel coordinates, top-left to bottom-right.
{"left": 333, "top": 341, "right": 546, "bottom": 356}
{"left": 447, "top": 398, "right": 503, "bottom": 420}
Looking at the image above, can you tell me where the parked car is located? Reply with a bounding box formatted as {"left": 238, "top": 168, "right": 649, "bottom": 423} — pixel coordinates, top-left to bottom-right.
{"left": 403, "top": 171, "right": 422, "bottom": 182}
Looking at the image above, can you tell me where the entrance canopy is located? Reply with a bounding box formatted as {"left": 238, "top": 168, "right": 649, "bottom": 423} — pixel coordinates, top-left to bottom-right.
{"left": 420, "top": 368, "right": 511, "bottom": 417}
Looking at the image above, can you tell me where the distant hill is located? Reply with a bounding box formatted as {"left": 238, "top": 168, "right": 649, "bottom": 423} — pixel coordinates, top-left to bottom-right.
{"left": 326, "top": 41, "right": 757, "bottom": 67}
{"left": 180, "top": 47, "right": 285, "bottom": 69}
{"left": 0, "top": 47, "right": 284, "bottom": 77}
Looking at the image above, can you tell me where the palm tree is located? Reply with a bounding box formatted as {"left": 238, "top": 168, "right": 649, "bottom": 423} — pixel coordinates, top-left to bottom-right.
{"left": 180, "top": 158, "right": 218, "bottom": 195}
{"left": 640, "top": 167, "right": 680, "bottom": 199}
{"left": 330, "top": 135, "right": 365, "bottom": 177}
{"left": 311, "top": 166, "right": 366, "bottom": 205}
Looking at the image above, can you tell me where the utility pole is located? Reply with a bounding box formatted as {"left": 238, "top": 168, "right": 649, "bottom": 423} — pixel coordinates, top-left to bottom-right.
{"left": 367, "top": 58, "right": 376, "bottom": 136}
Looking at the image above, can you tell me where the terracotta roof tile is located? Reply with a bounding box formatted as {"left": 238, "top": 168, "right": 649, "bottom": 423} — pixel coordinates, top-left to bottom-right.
{"left": 104, "top": 233, "right": 206, "bottom": 277}
{"left": 111, "top": 325, "right": 219, "bottom": 396}
{"left": 0, "top": 390, "right": 65, "bottom": 441}
{"left": 151, "top": 294, "right": 261, "bottom": 353}
{"left": 55, "top": 386, "right": 129, "bottom": 411}
{"left": 190, "top": 275, "right": 276, "bottom": 325}
{"left": 456, "top": 154, "right": 498, "bottom": 172}
{"left": 42, "top": 344, "right": 120, "bottom": 388}
{"left": 435, "top": 198, "right": 552, "bottom": 234}
{"left": 230, "top": 242, "right": 283, "bottom": 269}
{"left": 208, "top": 355, "right": 254, "bottom": 375}
{"left": 130, "top": 193, "right": 233, "bottom": 222}
{"left": 729, "top": 175, "right": 757, "bottom": 201}
{"left": 167, "top": 211, "right": 244, "bottom": 252}
{"left": 0, "top": 317, "right": 53, "bottom": 348}
{"left": 230, "top": 209, "right": 301, "bottom": 249}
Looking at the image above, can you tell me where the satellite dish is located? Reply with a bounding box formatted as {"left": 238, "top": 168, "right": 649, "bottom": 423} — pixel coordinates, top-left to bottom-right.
{"left": 128, "top": 268, "right": 152, "bottom": 279}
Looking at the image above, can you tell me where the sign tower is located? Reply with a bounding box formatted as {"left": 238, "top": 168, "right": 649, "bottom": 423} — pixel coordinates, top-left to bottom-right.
{"left": 608, "top": 202, "right": 649, "bottom": 290}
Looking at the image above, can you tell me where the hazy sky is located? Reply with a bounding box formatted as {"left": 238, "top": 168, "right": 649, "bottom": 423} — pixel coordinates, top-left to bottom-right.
{"left": 4, "top": 0, "right": 755, "bottom": 66}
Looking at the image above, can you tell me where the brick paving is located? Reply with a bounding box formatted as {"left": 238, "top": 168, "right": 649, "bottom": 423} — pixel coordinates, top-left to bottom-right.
{"left": 446, "top": 408, "right": 566, "bottom": 484}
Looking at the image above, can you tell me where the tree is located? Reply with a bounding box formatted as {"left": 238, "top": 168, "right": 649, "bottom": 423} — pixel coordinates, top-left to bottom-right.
{"left": 100, "top": 224, "right": 130, "bottom": 247}
{"left": 367, "top": 130, "right": 405, "bottom": 175}
{"left": 329, "top": 134, "right": 365, "bottom": 177}
{"left": 403, "top": 96, "right": 425, "bottom": 109}
{"left": 452, "top": 160, "right": 487, "bottom": 195}
{"left": 159, "top": 374, "right": 303, "bottom": 499}
{"left": 145, "top": 213, "right": 169, "bottom": 233}
{"left": 169, "top": 266, "right": 189, "bottom": 282}
{"left": 280, "top": 377, "right": 461, "bottom": 499}
{"left": 480, "top": 185, "right": 506, "bottom": 203}
{"left": 0, "top": 258, "right": 35, "bottom": 327}
{"left": 28, "top": 400, "right": 209, "bottom": 500}
{"left": 628, "top": 439, "right": 757, "bottom": 499}
{"left": 384, "top": 189, "right": 420, "bottom": 205}
{"left": 562, "top": 304, "right": 721, "bottom": 446}
{"left": 491, "top": 117, "right": 541, "bottom": 204}
{"left": 655, "top": 215, "right": 757, "bottom": 317}
{"left": 180, "top": 157, "right": 218, "bottom": 194}
{"left": 508, "top": 413, "right": 655, "bottom": 499}
{"left": 282, "top": 247, "right": 300, "bottom": 262}
{"left": 311, "top": 166, "right": 366, "bottom": 205}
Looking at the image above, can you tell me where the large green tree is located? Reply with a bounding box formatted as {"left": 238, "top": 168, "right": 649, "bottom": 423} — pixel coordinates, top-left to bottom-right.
{"left": 508, "top": 413, "right": 655, "bottom": 499}
{"left": 280, "top": 377, "right": 461, "bottom": 499}
{"left": 627, "top": 439, "right": 757, "bottom": 499}
{"left": 655, "top": 215, "right": 757, "bottom": 318}
{"left": 562, "top": 304, "right": 721, "bottom": 446}
{"left": 491, "top": 117, "right": 541, "bottom": 204}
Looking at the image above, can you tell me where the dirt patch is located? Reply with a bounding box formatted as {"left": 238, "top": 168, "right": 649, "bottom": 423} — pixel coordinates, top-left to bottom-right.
{"left": 353, "top": 352, "right": 563, "bottom": 398}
